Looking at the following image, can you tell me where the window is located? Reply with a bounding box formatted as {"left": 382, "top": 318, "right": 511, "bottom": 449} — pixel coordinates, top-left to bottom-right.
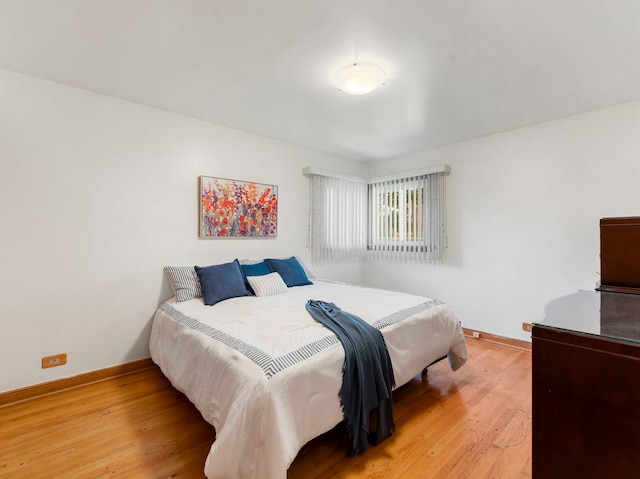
{"left": 305, "top": 165, "right": 448, "bottom": 264}
{"left": 368, "top": 170, "right": 447, "bottom": 262}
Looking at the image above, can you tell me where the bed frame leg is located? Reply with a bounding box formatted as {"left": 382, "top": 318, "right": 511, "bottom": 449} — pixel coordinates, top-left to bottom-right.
{"left": 422, "top": 355, "right": 447, "bottom": 377}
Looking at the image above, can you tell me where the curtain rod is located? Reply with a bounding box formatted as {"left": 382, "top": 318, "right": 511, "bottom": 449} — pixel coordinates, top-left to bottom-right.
{"left": 303, "top": 165, "right": 450, "bottom": 184}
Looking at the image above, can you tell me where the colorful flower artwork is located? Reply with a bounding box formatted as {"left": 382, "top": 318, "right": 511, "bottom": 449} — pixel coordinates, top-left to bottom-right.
{"left": 199, "top": 176, "right": 278, "bottom": 238}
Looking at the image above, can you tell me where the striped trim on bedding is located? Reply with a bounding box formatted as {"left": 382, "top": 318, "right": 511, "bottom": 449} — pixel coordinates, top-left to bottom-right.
{"left": 159, "top": 299, "right": 443, "bottom": 379}
{"left": 159, "top": 304, "right": 273, "bottom": 366}
{"left": 372, "top": 299, "right": 444, "bottom": 329}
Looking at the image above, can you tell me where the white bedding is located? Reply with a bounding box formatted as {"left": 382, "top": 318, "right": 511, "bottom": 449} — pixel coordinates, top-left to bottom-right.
{"left": 149, "top": 280, "right": 467, "bottom": 479}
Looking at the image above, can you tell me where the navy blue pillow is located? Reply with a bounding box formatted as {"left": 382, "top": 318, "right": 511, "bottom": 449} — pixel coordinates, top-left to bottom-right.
{"left": 264, "top": 257, "right": 313, "bottom": 287}
{"left": 240, "top": 261, "right": 273, "bottom": 295}
{"left": 195, "top": 260, "right": 251, "bottom": 306}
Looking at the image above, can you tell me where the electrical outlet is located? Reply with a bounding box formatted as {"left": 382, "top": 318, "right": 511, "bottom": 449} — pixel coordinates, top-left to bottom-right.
{"left": 472, "top": 331, "right": 480, "bottom": 339}
{"left": 522, "top": 323, "right": 534, "bottom": 332}
{"left": 42, "top": 353, "right": 67, "bottom": 369}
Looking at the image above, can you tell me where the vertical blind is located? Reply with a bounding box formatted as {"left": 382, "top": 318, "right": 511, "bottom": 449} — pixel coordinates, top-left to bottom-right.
{"left": 304, "top": 166, "right": 448, "bottom": 264}
{"left": 308, "top": 173, "right": 367, "bottom": 263}
{"left": 367, "top": 171, "right": 446, "bottom": 263}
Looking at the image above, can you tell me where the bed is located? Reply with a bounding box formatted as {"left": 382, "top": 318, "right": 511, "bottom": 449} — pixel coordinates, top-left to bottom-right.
{"left": 150, "top": 261, "right": 467, "bottom": 479}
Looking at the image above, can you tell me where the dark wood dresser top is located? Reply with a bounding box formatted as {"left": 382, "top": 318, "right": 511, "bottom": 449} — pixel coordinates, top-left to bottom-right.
{"left": 538, "top": 289, "right": 640, "bottom": 345}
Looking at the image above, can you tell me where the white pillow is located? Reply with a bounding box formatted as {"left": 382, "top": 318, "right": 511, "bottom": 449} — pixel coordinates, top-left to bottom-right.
{"left": 247, "top": 272, "right": 288, "bottom": 297}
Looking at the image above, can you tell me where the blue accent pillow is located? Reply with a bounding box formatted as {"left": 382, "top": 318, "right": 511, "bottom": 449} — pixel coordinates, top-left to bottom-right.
{"left": 240, "top": 261, "right": 273, "bottom": 295}
{"left": 264, "top": 257, "right": 313, "bottom": 287}
{"left": 195, "top": 260, "right": 251, "bottom": 306}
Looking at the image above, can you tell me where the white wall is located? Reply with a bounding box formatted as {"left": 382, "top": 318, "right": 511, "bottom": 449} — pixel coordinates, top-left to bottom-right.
{"left": 365, "top": 101, "right": 640, "bottom": 341}
{"left": 0, "top": 68, "right": 365, "bottom": 393}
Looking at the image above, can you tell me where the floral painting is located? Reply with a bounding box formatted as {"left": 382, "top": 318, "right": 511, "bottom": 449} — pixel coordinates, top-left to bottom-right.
{"left": 199, "top": 176, "right": 278, "bottom": 238}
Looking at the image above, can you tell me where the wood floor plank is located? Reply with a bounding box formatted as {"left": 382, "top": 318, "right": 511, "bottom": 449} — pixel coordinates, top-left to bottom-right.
{"left": 0, "top": 338, "right": 531, "bottom": 478}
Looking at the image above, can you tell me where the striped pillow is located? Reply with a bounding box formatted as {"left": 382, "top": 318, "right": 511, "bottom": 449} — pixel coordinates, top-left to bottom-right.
{"left": 247, "top": 272, "right": 288, "bottom": 297}
{"left": 163, "top": 266, "right": 203, "bottom": 302}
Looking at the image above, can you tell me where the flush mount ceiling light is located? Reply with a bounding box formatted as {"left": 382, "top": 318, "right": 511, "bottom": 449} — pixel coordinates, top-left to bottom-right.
{"left": 334, "top": 62, "right": 386, "bottom": 95}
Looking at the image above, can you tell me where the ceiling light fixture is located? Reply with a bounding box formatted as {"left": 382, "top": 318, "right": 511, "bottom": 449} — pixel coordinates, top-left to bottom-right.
{"left": 334, "top": 62, "right": 386, "bottom": 95}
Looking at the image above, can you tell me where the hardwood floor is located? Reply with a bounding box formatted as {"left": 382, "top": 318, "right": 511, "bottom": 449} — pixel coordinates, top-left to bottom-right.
{"left": 0, "top": 339, "right": 531, "bottom": 478}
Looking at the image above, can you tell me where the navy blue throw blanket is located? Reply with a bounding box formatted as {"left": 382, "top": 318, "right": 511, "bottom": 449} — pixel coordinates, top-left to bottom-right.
{"left": 305, "top": 299, "right": 396, "bottom": 456}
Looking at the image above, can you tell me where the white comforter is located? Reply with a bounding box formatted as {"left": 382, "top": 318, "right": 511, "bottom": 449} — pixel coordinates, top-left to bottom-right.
{"left": 149, "top": 280, "right": 467, "bottom": 479}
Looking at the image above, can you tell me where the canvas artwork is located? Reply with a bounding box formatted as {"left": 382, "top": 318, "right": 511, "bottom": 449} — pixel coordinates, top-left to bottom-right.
{"left": 199, "top": 176, "right": 278, "bottom": 238}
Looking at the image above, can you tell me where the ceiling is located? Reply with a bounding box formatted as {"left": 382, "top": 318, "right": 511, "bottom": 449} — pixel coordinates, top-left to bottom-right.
{"left": 1, "top": 0, "right": 639, "bottom": 160}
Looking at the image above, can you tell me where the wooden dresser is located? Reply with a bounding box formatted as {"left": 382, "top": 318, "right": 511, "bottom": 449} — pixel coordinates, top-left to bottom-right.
{"left": 532, "top": 217, "right": 640, "bottom": 479}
